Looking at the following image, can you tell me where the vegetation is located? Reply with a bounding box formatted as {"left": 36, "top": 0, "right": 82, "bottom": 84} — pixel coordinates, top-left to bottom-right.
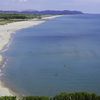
{"left": 0, "top": 13, "right": 42, "bottom": 20}
{"left": 22, "top": 96, "right": 49, "bottom": 100}
{"left": 0, "top": 19, "right": 14, "bottom": 25}
{"left": 0, "top": 96, "right": 16, "bottom": 100}
{"left": 0, "top": 92, "right": 100, "bottom": 100}
{"left": 0, "top": 13, "right": 42, "bottom": 25}
{"left": 53, "top": 92, "right": 100, "bottom": 100}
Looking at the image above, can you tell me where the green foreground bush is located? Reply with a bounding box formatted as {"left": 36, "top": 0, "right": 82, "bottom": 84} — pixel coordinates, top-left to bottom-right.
{"left": 0, "top": 92, "right": 100, "bottom": 100}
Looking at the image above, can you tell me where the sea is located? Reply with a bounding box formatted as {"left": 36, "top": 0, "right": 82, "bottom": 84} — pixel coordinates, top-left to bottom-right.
{"left": 1, "top": 14, "right": 100, "bottom": 96}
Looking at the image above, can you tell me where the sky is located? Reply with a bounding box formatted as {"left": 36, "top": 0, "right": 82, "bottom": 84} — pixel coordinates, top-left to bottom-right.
{"left": 0, "top": 0, "right": 100, "bottom": 13}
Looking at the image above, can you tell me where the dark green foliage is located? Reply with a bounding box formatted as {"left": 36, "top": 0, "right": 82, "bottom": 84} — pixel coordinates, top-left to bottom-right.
{"left": 0, "top": 13, "right": 42, "bottom": 25}
{"left": 53, "top": 92, "right": 100, "bottom": 100}
{"left": 96, "top": 96, "right": 100, "bottom": 100}
{"left": 22, "top": 96, "right": 49, "bottom": 100}
{"left": 0, "top": 92, "right": 100, "bottom": 100}
{"left": 0, "top": 13, "right": 42, "bottom": 20}
{"left": 0, "top": 96, "right": 16, "bottom": 100}
{"left": 37, "top": 15, "right": 42, "bottom": 19}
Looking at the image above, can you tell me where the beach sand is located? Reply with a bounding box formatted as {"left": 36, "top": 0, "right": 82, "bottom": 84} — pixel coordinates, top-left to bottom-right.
{"left": 0, "top": 15, "right": 61, "bottom": 96}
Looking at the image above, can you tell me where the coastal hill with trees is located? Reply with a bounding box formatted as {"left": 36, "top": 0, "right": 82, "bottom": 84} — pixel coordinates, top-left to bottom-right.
{"left": 0, "top": 10, "right": 83, "bottom": 15}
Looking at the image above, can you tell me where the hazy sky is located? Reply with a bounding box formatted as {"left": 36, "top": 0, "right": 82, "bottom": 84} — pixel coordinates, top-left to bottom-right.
{"left": 0, "top": 0, "right": 100, "bottom": 13}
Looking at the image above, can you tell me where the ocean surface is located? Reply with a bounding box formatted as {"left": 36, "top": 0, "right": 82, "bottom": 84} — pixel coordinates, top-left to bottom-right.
{"left": 2, "top": 14, "right": 100, "bottom": 96}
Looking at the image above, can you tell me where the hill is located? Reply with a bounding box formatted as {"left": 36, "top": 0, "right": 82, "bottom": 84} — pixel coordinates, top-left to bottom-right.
{"left": 0, "top": 10, "right": 83, "bottom": 15}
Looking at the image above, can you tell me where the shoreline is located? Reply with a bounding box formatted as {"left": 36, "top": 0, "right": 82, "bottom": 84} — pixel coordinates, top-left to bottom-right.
{"left": 0, "top": 15, "right": 62, "bottom": 96}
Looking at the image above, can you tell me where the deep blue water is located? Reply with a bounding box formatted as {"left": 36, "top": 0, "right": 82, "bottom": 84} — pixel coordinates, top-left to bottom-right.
{"left": 2, "top": 14, "right": 100, "bottom": 96}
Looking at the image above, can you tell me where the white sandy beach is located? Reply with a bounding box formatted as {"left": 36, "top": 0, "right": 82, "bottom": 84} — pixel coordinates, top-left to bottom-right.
{"left": 0, "top": 15, "right": 61, "bottom": 96}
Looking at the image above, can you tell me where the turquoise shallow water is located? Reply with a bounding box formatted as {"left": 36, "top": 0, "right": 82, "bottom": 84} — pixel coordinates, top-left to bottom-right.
{"left": 2, "top": 14, "right": 100, "bottom": 96}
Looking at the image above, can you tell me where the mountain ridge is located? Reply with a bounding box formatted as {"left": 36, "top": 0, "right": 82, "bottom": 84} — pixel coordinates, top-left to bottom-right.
{"left": 0, "top": 10, "right": 83, "bottom": 15}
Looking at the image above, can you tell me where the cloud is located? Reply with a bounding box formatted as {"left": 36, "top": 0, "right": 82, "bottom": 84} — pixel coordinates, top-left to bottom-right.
{"left": 0, "top": 0, "right": 100, "bottom": 13}
{"left": 19, "top": 0, "right": 28, "bottom": 2}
